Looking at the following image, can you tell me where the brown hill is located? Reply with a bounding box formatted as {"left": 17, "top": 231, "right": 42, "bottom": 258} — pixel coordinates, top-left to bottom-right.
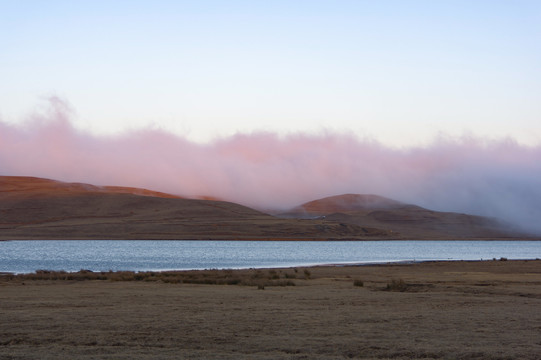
{"left": 290, "top": 194, "right": 415, "bottom": 216}
{"left": 0, "top": 176, "right": 184, "bottom": 199}
{"left": 0, "top": 176, "right": 391, "bottom": 240}
{"left": 281, "top": 194, "right": 522, "bottom": 239}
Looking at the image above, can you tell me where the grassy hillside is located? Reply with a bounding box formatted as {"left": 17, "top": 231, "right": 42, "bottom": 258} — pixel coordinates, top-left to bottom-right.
{"left": 0, "top": 177, "right": 390, "bottom": 240}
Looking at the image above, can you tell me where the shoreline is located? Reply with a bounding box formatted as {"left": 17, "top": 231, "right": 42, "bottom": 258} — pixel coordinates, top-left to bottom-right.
{"left": 2, "top": 256, "right": 540, "bottom": 276}
{"left": 0, "top": 259, "right": 432, "bottom": 276}
{"left": 2, "top": 236, "right": 541, "bottom": 240}
{"left": 1, "top": 257, "right": 538, "bottom": 276}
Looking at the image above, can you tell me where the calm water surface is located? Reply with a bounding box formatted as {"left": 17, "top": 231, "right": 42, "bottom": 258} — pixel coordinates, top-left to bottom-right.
{"left": 1, "top": 240, "right": 540, "bottom": 274}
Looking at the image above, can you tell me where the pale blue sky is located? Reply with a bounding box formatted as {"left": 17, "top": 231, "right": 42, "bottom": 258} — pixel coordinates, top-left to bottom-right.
{"left": 1, "top": 0, "right": 540, "bottom": 146}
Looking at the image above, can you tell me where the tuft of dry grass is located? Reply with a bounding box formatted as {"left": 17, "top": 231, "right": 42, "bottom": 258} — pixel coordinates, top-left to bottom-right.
{"left": 385, "top": 278, "right": 408, "bottom": 292}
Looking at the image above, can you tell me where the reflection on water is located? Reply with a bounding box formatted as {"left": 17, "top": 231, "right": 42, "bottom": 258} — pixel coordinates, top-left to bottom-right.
{"left": 1, "top": 240, "right": 540, "bottom": 274}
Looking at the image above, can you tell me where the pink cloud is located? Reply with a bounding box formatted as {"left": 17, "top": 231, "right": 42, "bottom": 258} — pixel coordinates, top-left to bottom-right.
{"left": 1, "top": 98, "right": 540, "bottom": 233}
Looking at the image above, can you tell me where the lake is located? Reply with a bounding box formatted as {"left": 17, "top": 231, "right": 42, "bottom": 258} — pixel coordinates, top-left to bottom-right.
{"left": 1, "top": 240, "right": 540, "bottom": 274}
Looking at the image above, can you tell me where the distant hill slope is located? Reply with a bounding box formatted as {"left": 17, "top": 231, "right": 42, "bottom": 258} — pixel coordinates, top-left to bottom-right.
{"left": 279, "top": 194, "right": 525, "bottom": 239}
{"left": 0, "top": 176, "right": 184, "bottom": 199}
{"left": 283, "top": 194, "right": 415, "bottom": 217}
{"left": 0, "top": 177, "right": 391, "bottom": 240}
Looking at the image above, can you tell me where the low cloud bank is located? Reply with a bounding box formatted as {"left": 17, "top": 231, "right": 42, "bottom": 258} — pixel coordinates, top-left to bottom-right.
{"left": 2, "top": 99, "right": 540, "bottom": 234}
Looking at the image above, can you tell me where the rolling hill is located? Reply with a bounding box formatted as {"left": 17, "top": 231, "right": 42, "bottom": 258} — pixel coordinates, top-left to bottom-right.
{"left": 0, "top": 176, "right": 530, "bottom": 240}
{"left": 280, "top": 194, "right": 522, "bottom": 239}
{"left": 0, "top": 176, "right": 391, "bottom": 240}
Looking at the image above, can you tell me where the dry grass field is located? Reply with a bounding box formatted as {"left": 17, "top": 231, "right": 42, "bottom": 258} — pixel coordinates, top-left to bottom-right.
{"left": 1, "top": 260, "right": 540, "bottom": 359}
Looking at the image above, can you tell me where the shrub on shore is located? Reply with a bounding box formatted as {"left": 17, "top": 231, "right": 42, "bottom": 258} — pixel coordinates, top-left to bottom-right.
{"left": 0, "top": 268, "right": 297, "bottom": 288}
{"left": 385, "top": 278, "right": 408, "bottom": 292}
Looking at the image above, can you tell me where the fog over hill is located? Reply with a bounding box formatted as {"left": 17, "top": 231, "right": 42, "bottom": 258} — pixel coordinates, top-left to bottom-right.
{"left": 1, "top": 99, "right": 540, "bottom": 234}
{"left": 279, "top": 194, "right": 523, "bottom": 240}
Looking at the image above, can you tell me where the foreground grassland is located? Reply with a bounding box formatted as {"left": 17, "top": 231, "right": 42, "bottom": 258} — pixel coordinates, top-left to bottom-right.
{"left": 1, "top": 260, "right": 541, "bottom": 359}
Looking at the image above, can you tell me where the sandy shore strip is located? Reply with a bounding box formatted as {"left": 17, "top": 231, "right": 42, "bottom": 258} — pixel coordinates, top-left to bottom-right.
{"left": 1, "top": 260, "right": 540, "bottom": 359}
